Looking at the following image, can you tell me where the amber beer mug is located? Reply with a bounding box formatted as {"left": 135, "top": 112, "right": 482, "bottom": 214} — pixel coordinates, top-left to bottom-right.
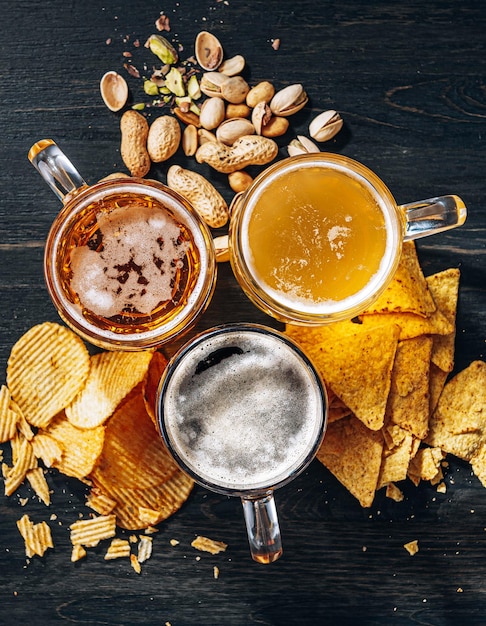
{"left": 156, "top": 324, "right": 328, "bottom": 564}
{"left": 230, "top": 153, "right": 467, "bottom": 324}
{"left": 29, "top": 140, "right": 217, "bottom": 350}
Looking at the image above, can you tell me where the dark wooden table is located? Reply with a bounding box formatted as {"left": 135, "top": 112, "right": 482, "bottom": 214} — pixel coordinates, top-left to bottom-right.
{"left": 1, "top": 1, "right": 485, "bottom": 624}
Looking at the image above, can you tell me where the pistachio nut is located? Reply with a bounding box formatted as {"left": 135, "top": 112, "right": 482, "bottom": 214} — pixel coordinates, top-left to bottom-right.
{"left": 309, "top": 110, "right": 343, "bottom": 142}
{"left": 146, "top": 34, "right": 178, "bottom": 65}
{"left": 200, "top": 71, "right": 229, "bottom": 98}
{"left": 251, "top": 101, "right": 272, "bottom": 135}
{"left": 218, "top": 54, "right": 246, "bottom": 76}
{"left": 246, "top": 81, "right": 275, "bottom": 108}
{"left": 165, "top": 67, "right": 185, "bottom": 97}
{"left": 199, "top": 97, "right": 226, "bottom": 130}
{"left": 220, "top": 76, "right": 250, "bottom": 105}
{"left": 270, "top": 84, "right": 308, "bottom": 117}
{"left": 187, "top": 75, "right": 201, "bottom": 100}
{"left": 216, "top": 118, "right": 255, "bottom": 145}
{"left": 195, "top": 31, "right": 223, "bottom": 70}
{"left": 100, "top": 71, "right": 128, "bottom": 112}
{"left": 143, "top": 79, "right": 160, "bottom": 96}
{"left": 287, "top": 135, "right": 320, "bottom": 157}
{"left": 182, "top": 124, "right": 198, "bottom": 156}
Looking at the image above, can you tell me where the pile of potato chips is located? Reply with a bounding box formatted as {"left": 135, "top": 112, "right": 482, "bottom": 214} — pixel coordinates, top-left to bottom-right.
{"left": 0, "top": 322, "right": 194, "bottom": 563}
{"left": 286, "top": 241, "right": 486, "bottom": 508}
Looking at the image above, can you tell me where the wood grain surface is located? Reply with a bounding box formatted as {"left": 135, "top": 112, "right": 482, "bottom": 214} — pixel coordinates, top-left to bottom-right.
{"left": 0, "top": 1, "right": 485, "bottom": 625}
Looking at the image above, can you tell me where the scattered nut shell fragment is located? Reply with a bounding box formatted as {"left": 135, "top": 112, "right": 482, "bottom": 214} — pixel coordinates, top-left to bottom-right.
{"left": 287, "top": 135, "right": 320, "bottom": 156}
{"left": 309, "top": 110, "right": 343, "bottom": 142}
{"left": 195, "top": 31, "right": 223, "bottom": 70}
{"left": 218, "top": 55, "right": 245, "bottom": 76}
{"left": 100, "top": 71, "right": 129, "bottom": 112}
{"left": 167, "top": 165, "right": 229, "bottom": 228}
{"left": 251, "top": 102, "right": 272, "bottom": 135}
{"left": 213, "top": 235, "right": 230, "bottom": 263}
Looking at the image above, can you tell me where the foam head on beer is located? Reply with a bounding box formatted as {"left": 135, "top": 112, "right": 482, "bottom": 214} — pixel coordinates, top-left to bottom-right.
{"left": 158, "top": 325, "right": 327, "bottom": 494}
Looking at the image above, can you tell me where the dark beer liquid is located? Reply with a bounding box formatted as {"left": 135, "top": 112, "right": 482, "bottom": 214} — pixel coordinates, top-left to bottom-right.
{"left": 57, "top": 191, "right": 201, "bottom": 335}
{"left": 163, "top": 329, "right": 324, "bottom": 492}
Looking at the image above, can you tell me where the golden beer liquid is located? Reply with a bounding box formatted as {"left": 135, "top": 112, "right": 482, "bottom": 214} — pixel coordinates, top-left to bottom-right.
{"left": 245, "top": 166, "right": 388, "bottom": 307}
{"left": 57, "top": 191, "right": 201, "bottom": 336}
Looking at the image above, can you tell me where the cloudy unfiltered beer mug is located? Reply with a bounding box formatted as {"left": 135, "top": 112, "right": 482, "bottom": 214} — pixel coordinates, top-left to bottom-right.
{"left": 29, "top": 140, "right": 217, "bottom": 350}
{"left": 230, "top": 153, "right": 467, "bottom": 324}
{"left": 156, "top": 323, "right": 328, "bottom": 563}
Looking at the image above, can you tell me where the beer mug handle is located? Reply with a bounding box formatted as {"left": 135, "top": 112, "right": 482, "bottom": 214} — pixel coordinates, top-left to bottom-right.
{"left": 400, "top": 194, "right": 467, "bottom": 241}
{"left": 28, "top": 139, "right": 87, "bottom": 203}
{"left": 241, "top": 492, "right": 283, "bottom": 564}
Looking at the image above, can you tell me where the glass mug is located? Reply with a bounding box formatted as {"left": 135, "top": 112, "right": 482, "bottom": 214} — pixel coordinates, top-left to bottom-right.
{"left": 156, "top": 323, "right": 328, "bottom": 563}
{"left": 229, "top": 153, "right": 467, "bottom": 324}
{"left": 28, "top": 139, "right": 217, "bottom": 350}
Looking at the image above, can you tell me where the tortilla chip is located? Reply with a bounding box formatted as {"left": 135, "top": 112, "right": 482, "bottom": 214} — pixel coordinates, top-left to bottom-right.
{"left": 426, "top": 268, "right": 460, "bottom": 373}
{"left": 305, "top": 324, "right": 400, "bottom": 430}
{"left": 407, "top": 446, "right": 445, "bottom": 483}
{"left": 359, "top": 309, "right": 453, "bottom": 340}
{"left": 385, "top": 337, "right": 433, "bottom": 439}
{"left": 362, "top": 241, "right": 436, "bottom": 317}
{"left": 426, "top": 361, "right": 486, "bottom": 460}
{"left": 377, "top": 428, "right": 414, "bottom": 489}
{"left": 429, "top": 364, "right": 449, "bottom": 414}
{"left": 317, "top": 415, "right": 384, "bottom": 507}
{"left": 386, "top": 483, "right": 404, "bottom": 502}
{"left": 470, "top": 444, "right": 486, "bottom": 488}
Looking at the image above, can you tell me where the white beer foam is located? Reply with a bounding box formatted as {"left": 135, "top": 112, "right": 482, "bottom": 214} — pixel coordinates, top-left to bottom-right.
{"left": 164, "top": 330, "right": 324, "bottom": 491}
{"left": 70, "top": 205, "right": 189, "bottom": 318}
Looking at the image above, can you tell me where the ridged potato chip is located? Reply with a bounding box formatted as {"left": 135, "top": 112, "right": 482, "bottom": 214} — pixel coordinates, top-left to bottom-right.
{"left": 70, "top": 514, "right": 117, "bottom": 547}
{"left": 66, "top": 350, "right": 153, "bottom": 429}
{"left": 7, "top": 322, "right": 90, "bottom": 429}
{"left": 17, "top": 514, "right": 53, "bottom": 558}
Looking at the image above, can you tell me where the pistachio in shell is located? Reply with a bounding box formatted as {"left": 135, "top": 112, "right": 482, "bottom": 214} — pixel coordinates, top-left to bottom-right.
{"left": 270, "top": 84, "right": 308, "bottom": 117}
{"left": 100, "top": 71, "right": 129, "bottom": 112}
{"left": 195, "top": 31, "right": 223, "bottom": 70}
{"left": 221, "top": 76, "right": 250, "bottom": 104}
{"left": 200, "top": 71, "right": 229, "bottom": 98}
{"left": 309, "top": 110, "right": 344, "bottom": 142}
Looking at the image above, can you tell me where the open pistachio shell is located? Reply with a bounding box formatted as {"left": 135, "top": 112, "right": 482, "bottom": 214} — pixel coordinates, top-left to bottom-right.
{"left": 100, "top": 71, "right": 129, "bottom": 112}
{"left": 195, "top": 31, "right": 224, "bottom": 71}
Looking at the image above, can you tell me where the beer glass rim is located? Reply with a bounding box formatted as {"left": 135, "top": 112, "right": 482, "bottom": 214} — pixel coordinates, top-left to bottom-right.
{"left": 44, "top": 177, "right": 217, "bottom": 350}
{"left": 156, "top": 322, "right": 328, "bottom": 497}
{"left": 229, "top": 153, "right": 403, "bottom": 325}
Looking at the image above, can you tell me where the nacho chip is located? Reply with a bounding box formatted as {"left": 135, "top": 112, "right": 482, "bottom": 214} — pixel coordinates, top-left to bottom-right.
{"left": 359, "top": 309, "right": 453, "bottom": 340}
{"left": 16, "top": 514, "right": 53, "bottom": 558}
{"left": 66, "top": 350, "right": 153, "bottom": 429}
{"left": 404, "top": 540, "right": 419, "bottom": 556}
{"left": 304, "top": 324, "right": 400, "bottom": 430}
{"left": 317, "top": 415, "right": 384, "bottom": 507}
{"left": 90, "top": 385, "right": 178, "bottom": 491}
{"left": 362, "top": 241, "right": 436, "bottom": 317}
{"left": 377, "top": 429, "right": 414, "bottom": 489}
{"left": 407, "top": 446, "right": 445, "bottom": 483}
{"left": 7, "top": 322, "right": 90, "bottom": 428}
{"left": 44, "top": 412, "right": 105, "bottom": 480}
{"left": 385, "top": 483, "right": 404, "bottom": 502}
{"left": 429, "top": 364, "right": 449, "bottom": 414}
{"left": 70, "top": 514, "right": 117, "bottom": 547}
{"left": 426, "top": 361, "right": 486, "bottom": 461}
{"left": 470, "top": 444, "right": 486, "bottom": 488}
{"left": 426, "top": 268, "right": 460, "bottom": 373}
{"left": 385, "top": 337, "right": 433, "bottom": 440}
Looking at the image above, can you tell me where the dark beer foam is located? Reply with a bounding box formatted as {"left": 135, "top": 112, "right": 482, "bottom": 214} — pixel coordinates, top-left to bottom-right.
{"left": 163, "top": 330, "right": 323, "bottom": 491}
{"left": 70, "top": 205, "right": 189, "bottom": 318}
